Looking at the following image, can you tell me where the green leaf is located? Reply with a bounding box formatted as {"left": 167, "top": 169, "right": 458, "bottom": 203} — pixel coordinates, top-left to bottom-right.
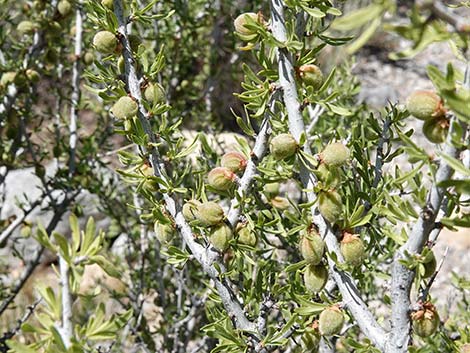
{"left": 437, "top": 152, "right": 470, "bottom": 176}
{"left": 6, "top": 340, "right": 37, "bottom": 353}
{"left": 331, "top": 4, "right": 384, "bottom": 31}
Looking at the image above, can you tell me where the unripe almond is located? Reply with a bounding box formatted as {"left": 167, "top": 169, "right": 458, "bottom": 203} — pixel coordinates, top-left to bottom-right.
{"left": 236, "top": 223, "right": 257, "bottom": 246}
{"left": 101, "top": 0, "right": 114, "bottom": 9}
{"left": 221, "top": 151, "right": 247, "bottom": 173}
{"left": 17, "top": 21, "right": 37, "bottom": 35}
{"left": 57, "top": 0, "right": 72, "bottom": 16}
{"left": 340, "top": 233, "right": 365, "bottom": 266}
{"left": 315, "top": 163, "right": 341, "bottom": 188}
{"left": 304, "top": 263, "right": 328, "bottom": 293}
{"left": 422, "top": 117, "right": 449, "bottom": 144}
{"left": 83, "top": 52, "right": 94, "bottom": 65}
{"left": 111, "top": 96, "right": 138, "bottom": 120}
{"left": 144, "top": 82, "right": 165, "bottom": 104}
{"left": 196, "top": 202, "right": 225, "bottom": 226}
{"left": 422, "top": 251, "right": 436, "bottom": 279}
{"left": 207, "top": 167, "right": 236, "bottom": 191}
{"left": 301, "top": 324, "right": 320, "bottom": 351}
{"left": 318, "top": 190, "right": 342, "bottom": 224}
{"left": 182, "top": 199, "right": 201, "bottom": 222}
{"left": 154, "top": 221, "right": 174, "bottom": 243}
{"left": 271, "top": 196, "right": 290, "bottom": 210}
{"left": 299, "top": 64, "right": 323, "bottom": 90}
{"left": 234, "top": 12, "right": 261, "bottom": 36}
{"left": 299, "top": 228, "right": 325, "bottom": 265}
{"left": 320, "top": 142, "right": 350, "bottom": 168}
{"left": 270, "top": 133, "right": 298, "bottom": 161}
{"left": 407, "top": 90, "right": 445, "bottom": 120}
{"left": 412, "top": 302, "right": 439, "bottom": 337}
{"left": 263, "top": 182, "right": 280, "bottom": 199}
{"left": 93, "top": 30, "right": 118, "bottom": 55}
{"left": 209, "top": 223, "right": 233, "bottom": 251}
{"left": 26, "top": 69, "right": 40, "bottom": 83}
{"left": 319, "top": 305, "right": 344, "bottom": 336}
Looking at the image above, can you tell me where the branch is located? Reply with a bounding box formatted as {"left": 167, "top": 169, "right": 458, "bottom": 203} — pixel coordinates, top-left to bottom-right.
{"left": 269, "top": 0, "right": 387, "bottom": 350}
{"left": 113, "top": 0, "right": 256, "bottom": 333}
{"left": 0, "top": 199, "right": 41, "bottom": 245}
{"left": 423, "top": 1, "right": 470, "bottom": 33}
{"left": 386, "top": 65, "right": 469, "bottom": 353}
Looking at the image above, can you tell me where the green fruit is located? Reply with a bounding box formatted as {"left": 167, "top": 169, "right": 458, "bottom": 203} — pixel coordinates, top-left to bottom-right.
{"left": 304, "top": 264, "right": 328, "bottom": 293}
{"left": 340, "top": 233, "right": 365, "bottom": 266}
{"left": 236, "top": 223, "right": 257, "bottom": 246}
{"left": 57, "top": 0, "right": 72, "bottom": 16}
{"left": 93, "top": 30, "right": 118, "bottom": 55}
{"left": 271, "top": 196, "right": 290, "bottom": 210}
{"left": 182, "top": 199, "right": 201, "bottom": 222}
{"left": 128, "top": 34, "right": 142, "bottom": 52}
{"left": 101, "top": 0, "right": 114, "bottom": 9}
{"left": 299, "top": 64, "right": 323, "bottom": 90}
{"left": 234, "top": 12, "right": 261, "bottom": 35}
{"left": 221, "top": 151, "right": 247, "bottom": 173}
{"left": 422, "top": 118, "right": 449, "bottom": 144}
{"left": 319, "top": 305, "right": 344, "bottom": 336}
{"left": 26, "top": 69, "right": 40, "bottom": 83}
{"left": 209, "top": 223, "right": 233, "bottom": 251}
{"left": 1, "top": 72, "right": 17, "bottom": 87}
{"left": 111, "top": 96, "right": 138, "bottom": 119}
{"left": 17, "top": 21, "right": 37, "bottom": 35}
{"left": 320, "top": 142, "right": 350, "bottom": 167}
{"left": 301, "top": 325, "right": 320, "bottom": 351}
{"left": 270, "top": 133, "right": 298, "bottom": 160}
{"left": 144, "top": 82, "right": 165, "bottom": 104}
{"left": 412, "top": 303, "right": 439, "bottom": 337}
{"left": 83, "top": 52, "right": 94, "bottom": 65}
{"left": 207, "top": 167, "right": 236, "bottom": 191}
{"left": 315, "top": 163, "right": 341, "bottom": 188}
{"left": 406, "top": 90, "right": 445, "bottom": 120}
{"left": 196, "top": 202, "right": 225, "bottom": 226}
{"left": 422, "top": 251, "right": 436, "bottom": 279}
{"left": 299, "top": 228, "right": 325, "bottom": 265}
{"left": 154, "top": 221, "right": 174, "bottom": 243}
{"left": 263, "top": 182, "right": 280, "bottom": 199}
{"left": 318, "top": 190, "right": 342, "bottom": 224}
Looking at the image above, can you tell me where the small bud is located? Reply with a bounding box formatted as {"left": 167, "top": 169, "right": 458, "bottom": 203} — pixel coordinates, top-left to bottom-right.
{"left": 304, "top": 263, "right": 328, "bottom": 293}
{"left": 17, "top": 21, "right": 37, "bottom": 35}
{"left": 196, "top": 201, "right": 225, "bottom": 226}
{"left": 406, "top": 90, "right": 445, "bottom": 120}
{"left": 93, "top": 30, "right": 118, "bottom": 55}
{"left": 271, "top": 196, "right": 290, "bottom": 210}
{"left": 236, "top": 223, "right": 257, "bottom": 246}
{"left": 111, "top": 96, "right": 138, "bottom": 120}
{"left": 83, "top": 52, "right": 94, "bottom": 66}
{"left": 340, "top": 233, "right": 365, "bottom": 266}
{"left": 154, "top": 221, "right": 174, "bottom": 244}
{"left": 57, "top": 0, "right": 72, "bottom": 16}
{"left": 263, "top": 182, "right": 280, "bottom": 199}
{"left": 299, "top": 227, "right": 325, "bottom": 265}
{"left": 182, "top": 199, "right": 201, "bottom": 222}
{"left": 207, "top": 167, "right": 236, "bottom": 191}
{"left": 221, "top": 151, "right": 247, "bottom": 173}
{"left": 209, "top": 223, "right": 233, "bottom": 251}
{"left": 234, "top": 12, "right": 262, "bottom": 36}
{"left": 422, "top": 251, "right": 436, "bottom": 279}
{"left": 422, "top": 117, "right": 449, "bottom": 144}
{"left": 412, "top": 302, "right": 439, "bottom": 337}
{"left": 25, "top": 69, "right": 40, "bottom": 83}
{"left": 320, "top": 142, "right": 350, "bottom": 168}
{"left": 319, "top": 305, "right": 344, "bottom": 336}
{"left": 101, "top": 0, "right": 114, "bottom": 9}
{"left": 315, "top": 163, "right": 341, "bottom": 188}
{"left": 299, "top": 64, "right": 324, "bottom": 90}
{"left": 270, "top": 133, "right": 298, "bottom": 161}
{"left": 318, "top": 190, "right": 342, "bottom": 224}
{"left": 144, "top": 82, "right": 165, "bottom": 104}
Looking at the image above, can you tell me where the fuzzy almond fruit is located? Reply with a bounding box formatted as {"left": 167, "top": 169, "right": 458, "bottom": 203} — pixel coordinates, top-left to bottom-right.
{"left": 154, "top": 221, "right": 174, "bottom": 244}
{"left": 144, "top": 82, "right": 165, "bottom": 104}
{"left": 320, "top": 142, "right": 350, "bottom": 168}
{"left": 299, "top": 227, "right": 325, "bottom": 265}
{"left": 196, "top": 202, "right": 224, "bottom": 226}
{"left": 234, "top": 12, "right": 261, "bottom": 36}
{"left": 221, "top": 151, "right": 247, "bottom": 173}
{"left": 319, "top": 305, "right": 344, "bottom": 336}
{"left": 111, "top": 96, "right": 138, "bottom": 120}
{"left": 318, "top": 190, "right": 342, "bottom": 224}
{"left": 422, "top": 117, "right": 449, "bottom": 144}
{"left": 304, "top": 263, "right": 328, "bottom": 293}
{"left": 207, "top": 167, "right": 236, "bottom": 191}
{"left": 93, "top": 30, "right": 118, "bottom": 55}
{"left": 209, "top": 223, "right": 233, "bottom": 251}
{"left": 412, "top": 302, "right": 439, "bottom": 337}
{"left": 182, "top": 199, "right": 201, "bottom": 222}
{"left": 406, "top": 90, "right": 445, "bottom": 120}
{"left": 340, "top": 233, "right": 365, "bottom": 267}
{"left": 270, "top": 133, "right": 298, "bottom": 161}
{"left": 299, "top": 64, "right": 323, "bottom": 90}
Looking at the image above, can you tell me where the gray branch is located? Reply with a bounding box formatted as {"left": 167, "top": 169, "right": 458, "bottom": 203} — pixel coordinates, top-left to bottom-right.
{"left": 269, "top": 0, "right": 386, "bottom": 350}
